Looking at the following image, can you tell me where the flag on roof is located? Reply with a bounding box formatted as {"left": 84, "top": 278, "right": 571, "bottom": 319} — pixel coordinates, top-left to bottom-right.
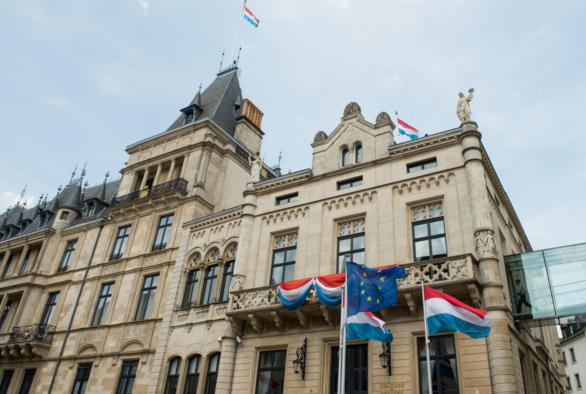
{"left": 397, "top": 118, "right": 419, "bottom": 140}
{"left": 243, "top": 5, "right": 260, "bottom": 28}
{"left": 347, "top": 311, "right": 393, "bottom": 343}
{"left": 347, "top": 262, "right": 407, "bottom": 316}
{"left": 424, "top": 286, "right": 491, "bottom": 339}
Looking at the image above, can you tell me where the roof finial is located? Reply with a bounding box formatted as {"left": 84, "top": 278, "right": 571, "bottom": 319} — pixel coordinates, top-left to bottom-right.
{"left": 219, "top": 51, "right": 225, "bottom": 72}
{"left": 104, "top": 171, "right": 110, "bottom": 183}
{"left": 57, "top": 184, "right": 62, "bottom": 196}
{"left": 70, "top": 164, "right": 78, "bottom": 184}
{"left": 277, "top": 151, "right": 282, "bottom": 168}
{"left": 236, "top": 46, "right": 243, "bottom": 66}
{"left": 196, "top": 83, "right": 203, "bottom": 108}
{"left": 80, "top": 162, "right": 87, "bottom": 181}
{"left": 18, "top": 185, "right": 27, "bottom": 206}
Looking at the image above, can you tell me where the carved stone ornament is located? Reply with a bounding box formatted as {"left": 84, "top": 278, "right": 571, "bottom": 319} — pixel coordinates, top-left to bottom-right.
{"left": 229, "top": 274, "right": 245, "bottom": 292}
{"left": 375, "top": 111, "right": 392, "bottom": 127}
{"left": 412, "top": 203, "right": 443, "bottom": 222}
{"left": 313, "top": 131, "right": 328, "bottom": 144}
{"left": 224, "top": 243, "right": 238, "bottom": 259}
{"left": 338, "top": 218, "right": 365, "bottom": 236}
{"left": 343, "top": 102, "right": 361, "bottom": 118}
{"left": 475, "top": 229, "right": 498, "bottom": 259}
{"left": 206, "top": 247, "right": 220, "bottom": 263}
{"left": 191, "top": 252, "right": 202, "bottom": 266}
{"left": 273, "top": 232, "right": 298, "bottom": 249}
{"left": 457, "top": 88, "right": 474, "bottom": 123}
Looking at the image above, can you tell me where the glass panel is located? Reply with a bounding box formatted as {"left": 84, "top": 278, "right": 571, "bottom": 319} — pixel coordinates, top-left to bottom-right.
{"left": 431, "top": 237, "right": 447, "bottom": 256}
{"left": 506, "top": 252, "right": 553, "bottom": 319}
{"left": 271, "top": 266, "right": 283, "bottom": 285}
{"left": 188, "top": 356, "right": 200, "bottom": 374}
{"left": 352, "top": 235, "right": 365, "bottom": 250}
{"left": 338, "top": 238, "right": 351, "bottom": 253}
{"left": 415, "top": 241, "right": 430, "bottom": 259}
{"left": 429, "top": 220, "right": 445, "bottom": 236}
{"left": 544, "top": 244, "right": 586, "bottom": 317}
{"left": 283, "top": 265, "right": 295, "bottom": 283}
{"left": 285, "top": 249, "right": 296, "bottom": 263}
{"left": 413, "top": 223, "right": 429, "bottom": 239}
{"left": 337, "top": 255, "right": 346, "bottom": 273}
{"left": 273, "top": 251, "right": 285, "bottom": 265}
{"left": 352, "top": 252, "right": 365, "bottom": 265}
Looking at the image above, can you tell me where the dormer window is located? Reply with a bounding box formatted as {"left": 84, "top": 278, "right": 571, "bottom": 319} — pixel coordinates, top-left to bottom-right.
{"left": 341, "top": 148, "right": 350, "bottom": 167}
{"left": 355, "top": 144, "right": 363, "bottom": 163}
{"left": 184, "top": 111, "right": 194, "bottom": 125}
{"left": 60, "top": 211, "right": 70, "bottom": 220}
{"left": 86, "top": 202, "right": 96, "bottom": 216}
{"left": 39, "top": 213, "right": 49, "bottom": 227}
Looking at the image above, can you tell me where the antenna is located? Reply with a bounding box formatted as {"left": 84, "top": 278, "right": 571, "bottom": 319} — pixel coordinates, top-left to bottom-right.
{"left": 236, "top": 46, "right": 243, "bottom": 66}
{"left": 219, "top": 51, "right": 225, "bottom": 72}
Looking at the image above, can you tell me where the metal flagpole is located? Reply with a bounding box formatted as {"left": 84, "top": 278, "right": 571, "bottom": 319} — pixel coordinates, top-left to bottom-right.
{"left": 421, "top": 282, "right": 434, "bottom": 394}
{"left": 337, "top": 257, "right": 349, "bottom": 394}
{"left": 230, "top": 0, "right": 247, "bottom": 63}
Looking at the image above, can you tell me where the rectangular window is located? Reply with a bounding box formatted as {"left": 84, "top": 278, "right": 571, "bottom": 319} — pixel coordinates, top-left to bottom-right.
{"left": 0, "top": 300, "right": 13, "bottom": 331}
{"left": 576, "top": 373, "right": 582, "bottom": 389}
{"left": 412, "top": 203, "right": 447, "bottom": 262}
{"left": 58, "top": 240, "right": 77, "bottom": 272}
{"left": 111, "top": 225, "right": 131, "bottom": 261}
{"left": 337, "top": 176, "right": 363, "bottom": 191}
{"left": 330, "top": 344, "right": 368, "bottom": 394}
{"left": 182, "top": 270, "right": 201, "bottom": 308}
{"left": 165, "top": 358, "right": 181, "bottom": 394}
{"left": 204, "top": 354, "right": 220, "bottom": 394}
{"left": 337, "top": 218, "right": 365, "bottom": 273}
{"left": 18, "top": 248, "right": 34, "bottom": 275}
{"left": 567, "top": 376, "right": 572, "bottom": 391}
{"left": 417, "top": 335, "right": 459, "bottom": 394}
{"left": 407, "top": 158, "right": 437, "bottom": 173}
{"left": 570, "top": 348, "right": 577, "bottom": 363}
{"left": 40, "top": 292, "right": 59, "bottom": 326}
{"left": 60, "top": 210, "right": 70, "bottom": 220}
{"left": 1, "top": 254, "right": 14, "bottom": 279}
{"left": 116, "top": 360, "right": 138, "bottom": 394}
{"left": 276, "top": 193, "right": 298, "bottom": 206}
{"left": 18, "top": 369, "right": 36, "bottom": 394}
{"left": 152, "top": 214, "right": 174, "bottom": 251}
{"left": 219, "top": 261, "right": 234, "bottom": 302}
{"left": 201, "top": 266, "right": 219, "bottom": 305}
{"left": 92, "top": 282, "right": 114, "bottom": 326}
{"left": 256, "top": 350, "right": 286, "bottom": 394}
{"left": 270, "top": 233, "right": 298, "bottom": 285}
{"left": 134, "top": 274, "right": 159, "bottom": 320}
{"left": 563, "top": 351, "right": 567, "bottom": 366}
{"left": 71, "top": 363, "right": 92, "bottom": 394}
{"left": 0, "top": 370, "right": 13, "bottom": 394}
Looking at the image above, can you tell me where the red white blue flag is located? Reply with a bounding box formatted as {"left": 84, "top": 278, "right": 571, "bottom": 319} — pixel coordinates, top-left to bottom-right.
{"left": 424, "top": 286, "right": 491, "bottom": 339}
{"left": 277, "top": 277, "right": 313, "bottom": 310}
{"left": 315, "top": 273, "right": 345, "bottom": 307}
{"left": 243, "top": 5, "right": 260, "bottom": 28}
{"left": 397, "top": 118, "right": 419, "bottom": 140}
{"left": 347, "top": 312, "right": 393, "bottom": 343}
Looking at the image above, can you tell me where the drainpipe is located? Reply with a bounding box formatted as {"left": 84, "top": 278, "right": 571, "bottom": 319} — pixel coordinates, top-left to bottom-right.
{"left": 48, "top": 220, "right": 104, "bottom": 393}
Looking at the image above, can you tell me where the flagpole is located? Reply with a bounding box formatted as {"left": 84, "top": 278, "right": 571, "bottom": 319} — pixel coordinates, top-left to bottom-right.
{"left": 230, "top": 0, "right": 247, "bottom": 63}
{"left": 421, "top": 282, "right": 433, "bottom": 394}
{"left": 337, "top": 257, "right": 349, "bottom": 394}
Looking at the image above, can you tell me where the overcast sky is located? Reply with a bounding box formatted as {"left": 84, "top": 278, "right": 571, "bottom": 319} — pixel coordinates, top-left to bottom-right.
{"left": 0, "top": 0, "right": 584, "bottom": 250}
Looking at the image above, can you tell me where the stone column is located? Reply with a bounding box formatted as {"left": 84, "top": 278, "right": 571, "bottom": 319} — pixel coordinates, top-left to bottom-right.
{"left": 196, "top": 147, "right": 212, "bottom": 187}
{"left": 168, "top": 159, "right": 176, "bottom": 182}
{"left": 153, "top": 164, "right": 163, "bottom": 185}
{"left": 215, "top": 334, "right": 237, "bottom": 394}
{"left": 139, "top": 168, "right": 150, "bottom": 189}
{"left": 461, "top": 121, "right": 518, "bottom": 393}
{"left": 233, "top": 189, "right": 258, "bottom": 289}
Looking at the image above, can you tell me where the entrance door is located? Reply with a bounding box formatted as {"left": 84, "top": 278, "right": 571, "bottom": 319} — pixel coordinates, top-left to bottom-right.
{"left": 330, "top": 344, "right": 368, "bottom": 394}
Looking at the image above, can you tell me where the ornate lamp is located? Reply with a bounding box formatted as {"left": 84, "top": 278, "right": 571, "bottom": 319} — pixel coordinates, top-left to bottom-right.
{"left": 379, "top": 342, "right": 392, "bottom": 376}
{"left": 293, "top": 338, "right": 307, "bottom": 380}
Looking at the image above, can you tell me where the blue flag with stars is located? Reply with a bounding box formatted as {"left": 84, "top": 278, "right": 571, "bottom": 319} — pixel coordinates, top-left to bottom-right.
{"left": 347, "top": 261, "right": 407, "bottom": 316}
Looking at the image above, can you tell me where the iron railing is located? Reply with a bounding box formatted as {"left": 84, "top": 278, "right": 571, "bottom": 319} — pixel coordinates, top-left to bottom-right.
{"left": 9, "top": 324, "right": 56, "bottom": 345}
{"left": 114, "top": 178, "right": 188, "bottom": 206}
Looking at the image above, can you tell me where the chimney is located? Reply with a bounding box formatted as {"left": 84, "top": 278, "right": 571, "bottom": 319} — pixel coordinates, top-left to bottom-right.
{"left": 235, "top": 98, "right": 265, "bottom": 154}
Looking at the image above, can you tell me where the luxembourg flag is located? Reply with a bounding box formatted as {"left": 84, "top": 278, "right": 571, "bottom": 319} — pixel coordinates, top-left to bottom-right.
{"left": 424, "top": 286, "right": 491, "bottom": 339}
{"left": 315, "top": 273, "right": 345, "bottom": 307}
{"left": 243, "top": 4, "right": 260, "bottom": 28}
{"left": 277, "top": 277, "right": 313, "bottom": 310}
{"left": 397, "top": 118, "right": 419, "bottom": 140}
{"left": 347, "top": 312, "right": 393, "bottom": 343}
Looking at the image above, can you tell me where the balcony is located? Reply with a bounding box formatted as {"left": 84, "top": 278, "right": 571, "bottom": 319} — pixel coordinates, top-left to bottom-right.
{"left": 113, "top": 178, "right": 188, "bottom": 207}
{"left": 0, "top": 324, "right": 55, "bottom": 361}
{"left": 227, "top": 254, "right": 480, "bottom": 334}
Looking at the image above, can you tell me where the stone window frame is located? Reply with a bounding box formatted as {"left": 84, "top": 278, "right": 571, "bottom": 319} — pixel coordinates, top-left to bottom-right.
{"left": 335, "top": 216, "right": 366, "bottom": 273}
{"left": 415, "top": 334, "right": 461, "bottom": 394}
{"left": 340, "top": 142, "right": 364, "bottom": 168}
{"left": 181, "top": 242, "right": 238, "bottom": 309}
{"left": 269, "top": 230, "right": 299, "bottom": 285}
{"left": 253, "top": 347, "right": 288, "bottom": 394}
{"left": 408, "top": 199, "right": 447, "bottom": 262}
{"left": 183, "top": 353, "right": 203, "bottom": 394}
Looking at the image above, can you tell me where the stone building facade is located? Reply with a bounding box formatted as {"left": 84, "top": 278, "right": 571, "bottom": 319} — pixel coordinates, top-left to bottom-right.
{"left": 0, "top": 66, "right": 566, "bottom": 394}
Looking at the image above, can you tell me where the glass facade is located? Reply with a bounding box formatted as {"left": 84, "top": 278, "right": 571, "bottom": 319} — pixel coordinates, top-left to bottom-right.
{"left": 505, "top": 242, "right": 586, "bottom": 323}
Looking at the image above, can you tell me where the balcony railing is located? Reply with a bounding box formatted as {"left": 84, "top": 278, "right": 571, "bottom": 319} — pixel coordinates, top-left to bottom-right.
{"left": 228, "top": 254, "right": 477, "bottom": 315}
{"left": 113, "top": 178, "right": 188, "bottom": 206}
{"left": 8, "top": 324, "right": 56, "bottom": 345}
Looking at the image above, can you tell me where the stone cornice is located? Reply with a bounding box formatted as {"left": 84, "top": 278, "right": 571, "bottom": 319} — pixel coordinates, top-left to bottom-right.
{"left": 185, "top": 206, "right": 243, "bottom": 231}
{"left": 0, "top": 228, "right": 55, "bottom": 250}
{"left": 253, "top": 169, "right": 312, "bottom": 192}
{"left": 388, "top": 128, "right": 462, "bottom": 159}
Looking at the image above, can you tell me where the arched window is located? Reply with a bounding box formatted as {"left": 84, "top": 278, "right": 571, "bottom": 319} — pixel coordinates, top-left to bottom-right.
{"left": 184, "top": 355, "right": 201, "bottom": 394}
{"left": 354, "top": 144, "right": 363, "bottom": 163}
{"left": 165, "top": 357, "right": 181, "bottom": 394}
{"left": 204, "top": 353, "right": 220, "bottom": 394}
{"left": 182, "top": 269, "right": 201, "bottom": 308}
{"left": 341, "top": 148, "right": 350, "bottom": 167}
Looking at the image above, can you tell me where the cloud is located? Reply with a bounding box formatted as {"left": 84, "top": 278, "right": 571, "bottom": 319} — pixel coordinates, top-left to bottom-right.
{"left": 327, "top": 0, "right": 351, "bottom": 8}
{"left": 136, "top": 0, "right": 150, "bottom": 14}
{"left": 0, "top": 191, "right": 36, "bottom": 211}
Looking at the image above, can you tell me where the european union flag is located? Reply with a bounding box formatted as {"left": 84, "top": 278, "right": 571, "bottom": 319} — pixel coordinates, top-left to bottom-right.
{"left": 347, "top": 261, "right": 407, "bottom": 316}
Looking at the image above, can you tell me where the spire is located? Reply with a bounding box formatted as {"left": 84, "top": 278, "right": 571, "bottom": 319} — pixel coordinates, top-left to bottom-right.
{"left": 69, "top": 165, "right": 78, "bottom": 184}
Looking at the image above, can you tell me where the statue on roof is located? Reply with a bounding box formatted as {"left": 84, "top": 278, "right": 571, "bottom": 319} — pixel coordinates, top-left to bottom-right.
{"left": 250, "top": 154, "right": 263, "bottom": 183}
{"left": 457, "top": 88, "right": 474, "bottom": 123}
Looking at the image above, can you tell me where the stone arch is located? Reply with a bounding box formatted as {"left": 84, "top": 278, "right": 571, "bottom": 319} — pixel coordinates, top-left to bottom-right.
{"left": 205, "top": 247, "right": 221, "bottom": 263}
{"left": 77, "top": 344, "right": 98, "bottom": 357}
{"left": 120, "top": 339, "right": 144, "bottom": 353}
{"left": 223, "top": 242, "right": 238, "bottom": 259}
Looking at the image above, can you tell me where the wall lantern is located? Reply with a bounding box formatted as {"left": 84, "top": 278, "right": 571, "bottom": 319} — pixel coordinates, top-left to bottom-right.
{"left": 293, "top": 338, "right": 307, "bottom": 379}
{"left": 379, "top": 342, "right": 392, "bottom": 376}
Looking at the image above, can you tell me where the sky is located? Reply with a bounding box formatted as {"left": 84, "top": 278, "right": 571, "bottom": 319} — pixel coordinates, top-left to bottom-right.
{"left": 0, "top": 0, "right": 584, "bottom": 250}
